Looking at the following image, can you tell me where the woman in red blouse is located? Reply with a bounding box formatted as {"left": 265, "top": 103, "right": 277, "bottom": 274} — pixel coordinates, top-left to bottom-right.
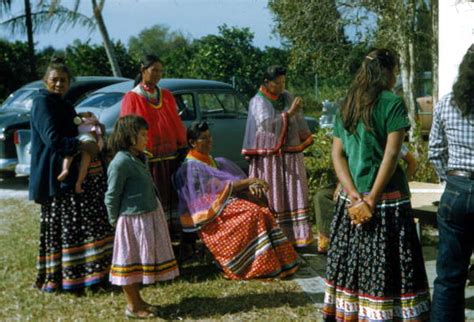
{"left": 120, "top": 54, "right": 186, "bottom": 217}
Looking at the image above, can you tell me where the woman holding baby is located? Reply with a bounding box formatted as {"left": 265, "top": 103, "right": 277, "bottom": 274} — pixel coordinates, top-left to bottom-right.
{"left": 29, "top": 57, "right": 114, "bottom": 292}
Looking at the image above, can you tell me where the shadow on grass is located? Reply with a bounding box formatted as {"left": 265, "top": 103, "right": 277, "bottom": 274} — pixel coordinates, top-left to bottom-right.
{"left": 159, "top": 291, "right": 315, "bottom": 319}
{"left": 177, "top": 261, "right": 222, "bottom": 283}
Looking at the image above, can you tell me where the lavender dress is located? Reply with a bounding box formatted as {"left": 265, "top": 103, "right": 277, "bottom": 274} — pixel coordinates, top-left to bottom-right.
{"left": 242, "top": 88, "right": 314, "bottom": 247}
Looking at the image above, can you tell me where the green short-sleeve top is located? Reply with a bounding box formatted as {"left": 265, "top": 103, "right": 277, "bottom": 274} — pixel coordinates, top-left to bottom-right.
{"left": 333, "top": 91, "right": 411, "bottom": 196}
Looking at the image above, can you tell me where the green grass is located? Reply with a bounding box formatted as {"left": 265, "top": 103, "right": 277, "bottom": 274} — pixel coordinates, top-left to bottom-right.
{"left": 0, "top": 199, "right": 318, "bottom": 321}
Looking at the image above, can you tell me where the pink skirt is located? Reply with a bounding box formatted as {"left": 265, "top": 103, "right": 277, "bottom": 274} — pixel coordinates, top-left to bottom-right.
{"left": 110, "top": 204, "right": 179, "bottom": 286}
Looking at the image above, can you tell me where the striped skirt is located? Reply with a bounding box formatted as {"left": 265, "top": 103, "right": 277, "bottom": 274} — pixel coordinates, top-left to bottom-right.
{"left": 36, "top": 173, "right": 114, "bottom": 292}
{"left": 110, "top": 204, "right": 179, "bottom": 286}
{"left": 199, "top": 198, "right": 299, "bottom": 280}
{"left": 323, "top": 192, "right": 431, "bottom": 321}
{"left": 249, "top": 153, "right": 313, "bottom": 247}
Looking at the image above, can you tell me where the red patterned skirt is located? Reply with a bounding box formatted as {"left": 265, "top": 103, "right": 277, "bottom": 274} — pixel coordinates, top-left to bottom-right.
{"left": 199, "top": 198, "right": 299, "bottom": 280}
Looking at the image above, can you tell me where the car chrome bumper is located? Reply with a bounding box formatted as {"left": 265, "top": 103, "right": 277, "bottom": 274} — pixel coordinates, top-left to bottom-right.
{"left": 0, "top": 158, "right": 18, "bottom": 172}
{"left": 15, "top": 163, "right": 30, "bottom": 176}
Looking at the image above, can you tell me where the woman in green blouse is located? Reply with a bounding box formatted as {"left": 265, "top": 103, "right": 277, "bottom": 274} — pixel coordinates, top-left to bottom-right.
{"left": 322, "top": 48, "right": 431, "bottom": 321}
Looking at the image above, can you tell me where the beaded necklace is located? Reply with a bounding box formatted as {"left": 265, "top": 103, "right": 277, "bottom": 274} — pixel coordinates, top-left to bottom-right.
{"left": 139, "top": 83, "right": 163, "bottom": 109}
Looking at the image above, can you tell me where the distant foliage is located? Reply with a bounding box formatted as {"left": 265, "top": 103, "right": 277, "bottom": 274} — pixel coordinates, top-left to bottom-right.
{"left": 128, "top": 24, "right": 194, "bottom": 78}
{"left": 189, "top": 25, "right": 264, "bottom": 99}
{"left": 0, "top": 40, "right": 33, "bottom": 101}
{"left": 64, "top": 40, "right": 137, "bottom": 78}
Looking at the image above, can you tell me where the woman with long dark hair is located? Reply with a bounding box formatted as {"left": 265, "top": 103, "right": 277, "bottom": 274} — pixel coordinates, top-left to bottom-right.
{"left": 120, "top": 54, "right": 186, "bottom": 218}
{"left": 322, "top": 49, "right": 430, "bottom": 320}
{"left": 429, "top": 44, "right": 474, "bottom": 321}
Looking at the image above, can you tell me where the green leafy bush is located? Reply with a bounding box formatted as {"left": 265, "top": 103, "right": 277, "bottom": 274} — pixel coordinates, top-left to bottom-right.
{"left": 304, "top": 129, "right": 337, "bottom": 197}
{"left": 405, "top": 141, "right": 439, "bottom": 183}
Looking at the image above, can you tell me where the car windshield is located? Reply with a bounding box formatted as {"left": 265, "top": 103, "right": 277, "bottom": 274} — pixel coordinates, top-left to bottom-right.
{"left": 0, "top": 89, "right": 37, "bottom": 111}
{"left": 75, "top": 92, "right": 125, "bottom": 109}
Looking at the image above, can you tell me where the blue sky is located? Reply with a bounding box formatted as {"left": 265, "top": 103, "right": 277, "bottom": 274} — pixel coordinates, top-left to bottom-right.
{"left": 0, "top": 0, "right": 282, "bottom": 49}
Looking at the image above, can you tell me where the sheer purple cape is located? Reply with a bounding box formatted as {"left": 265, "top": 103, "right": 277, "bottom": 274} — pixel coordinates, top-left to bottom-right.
{"left": 174, "top": 157, "right": 246, "bottom": 232}
{"left": 242, "top": 90, "right": 313, "bottom": 156}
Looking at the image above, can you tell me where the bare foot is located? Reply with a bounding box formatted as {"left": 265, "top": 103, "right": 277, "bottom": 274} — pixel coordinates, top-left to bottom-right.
{"left": 57, "top": 170, "right": 69, "bottom": 182}
{"left": 75, "top": 182, "right": 84, "bottom": 194}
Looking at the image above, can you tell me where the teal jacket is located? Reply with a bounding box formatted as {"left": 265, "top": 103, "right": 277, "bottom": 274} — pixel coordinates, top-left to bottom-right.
{"left": 105, "top": 150, "right": 158, "bottom": 225}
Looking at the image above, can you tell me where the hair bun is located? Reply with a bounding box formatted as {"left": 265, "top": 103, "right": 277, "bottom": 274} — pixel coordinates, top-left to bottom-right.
{"left": 50, "top": 55, "right": 66, "bottom": 64}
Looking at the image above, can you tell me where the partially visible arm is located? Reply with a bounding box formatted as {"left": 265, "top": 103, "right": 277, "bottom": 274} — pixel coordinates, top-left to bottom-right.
{"left": 332, "top": 137, "right": 362, "bottom": 203}
{"left": 403, "top": 151, "right": 417, "bottom": 181}
{"left": 104, "top": 160, "right": 126, "bottom": 226}
{"left": 428, "top": 100, "right": 448, "bottom": 182}
{"left": 364, "top": 129, "right": 405, "bottom": 210}
{"left": 167, "top": 92, "right": 187, "bottom": 147}
{"left": 31, "top": 96, "right": 79, "bottom": 156}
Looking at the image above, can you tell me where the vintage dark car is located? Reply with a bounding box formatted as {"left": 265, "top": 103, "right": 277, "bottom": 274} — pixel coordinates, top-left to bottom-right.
{"left": 0, "top": 76, "right": 130, "bottom": 176}
{"left": 15, "top": 78, "right": 319, "bottom": 176}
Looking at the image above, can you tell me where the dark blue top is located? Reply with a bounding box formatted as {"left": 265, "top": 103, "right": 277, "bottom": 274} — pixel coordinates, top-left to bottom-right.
{"left": 29, "top": 89, "right": 80, "bottom": 203}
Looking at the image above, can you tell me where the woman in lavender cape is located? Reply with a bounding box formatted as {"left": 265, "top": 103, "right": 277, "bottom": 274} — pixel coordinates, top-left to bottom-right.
{"left": 175, "top": 121, "right": 299, "bottom": 280}
{"left": 242, "top": 66, "right": 314, "bottom": 248}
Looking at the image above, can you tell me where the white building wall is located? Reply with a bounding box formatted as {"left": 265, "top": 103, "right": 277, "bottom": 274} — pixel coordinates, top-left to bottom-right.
{"left": 438, "top": 0, "right": 474, "bottom": 98}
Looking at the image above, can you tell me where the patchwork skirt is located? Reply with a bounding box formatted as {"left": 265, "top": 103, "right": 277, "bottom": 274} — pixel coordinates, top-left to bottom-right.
{"left": 249, "top": 153, "right": 313, "bottom": 247}
{"left": 199, "top": 198, "right": 300, "bottom": 280}
{"left": 36, "top": 173, "right": 114, "bottom": 292}
{"left": 109, "top": 203, "right": 179, "bottom": 286}
{"left": 322, "top": 192, "right": 431, "bottom": 321}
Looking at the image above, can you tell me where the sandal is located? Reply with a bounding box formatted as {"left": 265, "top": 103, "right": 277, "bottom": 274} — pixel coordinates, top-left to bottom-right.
{"left": 125, "top": 307, "right": 157, "bottom": 319}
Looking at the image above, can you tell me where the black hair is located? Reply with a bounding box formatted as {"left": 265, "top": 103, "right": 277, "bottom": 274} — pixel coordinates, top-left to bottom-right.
{"left": 451, "top": 44, "right": 474, "bottom": 116}
{"left": 340, "top": 48, "right": 398, "bottom": 133}
{"left": 187, "top": 121, "right": 209, "bottom": 147}
{"left": 43, "top": 56, "right": 73, "bottom": 83}
{"left": 134, "top": 54, "right": 163, "bottom": 86}
{"left": 261, "top": 65, "right": 287, "bottom": 84}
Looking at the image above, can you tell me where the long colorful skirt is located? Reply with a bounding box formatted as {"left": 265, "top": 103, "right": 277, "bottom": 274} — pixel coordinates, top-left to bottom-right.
{"left": 36, "top": 173, "right": 114, "bottom": 292}
{"left": 323, "top": 192, "right": 431, "bottom": 321}
{"left": 199, "top": 198, "right": 300, "bottom": 280}
{"left": 110, "top": 204, "right": 179, "bottom": 285}
{"left": 249, "top": 153, "right": 313, "bottom": 247}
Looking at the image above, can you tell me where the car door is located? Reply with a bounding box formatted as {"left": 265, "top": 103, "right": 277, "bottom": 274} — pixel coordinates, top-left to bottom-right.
{"left": 196, "top": 90, "right": 248, "bottom": 171}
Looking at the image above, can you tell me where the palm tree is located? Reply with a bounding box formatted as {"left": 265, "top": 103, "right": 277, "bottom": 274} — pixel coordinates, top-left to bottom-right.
{"left": 1, "top": 0, "right": 122, "bottom": 77}
{"left": 47, "top": 0, "right": 122, "bottom": 76}
{"left": 0, "top": 0, "right": 36, "bottom": 78}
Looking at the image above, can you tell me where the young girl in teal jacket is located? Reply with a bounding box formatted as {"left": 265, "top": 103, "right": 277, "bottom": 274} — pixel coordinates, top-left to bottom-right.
{"left": 105, "top": 115, "right": 179, "bottom": 319}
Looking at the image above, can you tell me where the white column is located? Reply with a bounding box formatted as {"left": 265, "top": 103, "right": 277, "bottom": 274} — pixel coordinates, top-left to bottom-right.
{"left": 438, "top": 1, "right": 474, "bottom": 98}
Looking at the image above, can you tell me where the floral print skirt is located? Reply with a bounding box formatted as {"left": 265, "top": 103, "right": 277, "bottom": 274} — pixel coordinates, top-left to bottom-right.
{"left": 35, "top": 173, "right": 114, "bottom": 292}
{"left": 323, "top": 192, "right": 431, "bottom": 321}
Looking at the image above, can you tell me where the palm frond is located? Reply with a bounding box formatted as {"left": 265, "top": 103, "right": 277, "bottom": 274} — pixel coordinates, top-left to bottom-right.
{"left": 1, "top": 5, "right": 96, "bottom": 35}
{"left": 0, "top": 0, "right": 12, "bottom": 16}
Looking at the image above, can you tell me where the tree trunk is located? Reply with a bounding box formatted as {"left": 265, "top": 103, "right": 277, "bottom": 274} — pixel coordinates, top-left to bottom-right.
{"left": 431, "top": 0, "right": 438, "bottom": 106}
{"left": 91, "top": 0, "right": 121, "bottom": 77}
{"left": 399, "top": 0, "right": 418, "bottom": 142}
{"left": 24, "top": 0, "right": 36, "bottom": 79}
{"left": 399, "top": 44, "right": 418, "bottom": 141}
